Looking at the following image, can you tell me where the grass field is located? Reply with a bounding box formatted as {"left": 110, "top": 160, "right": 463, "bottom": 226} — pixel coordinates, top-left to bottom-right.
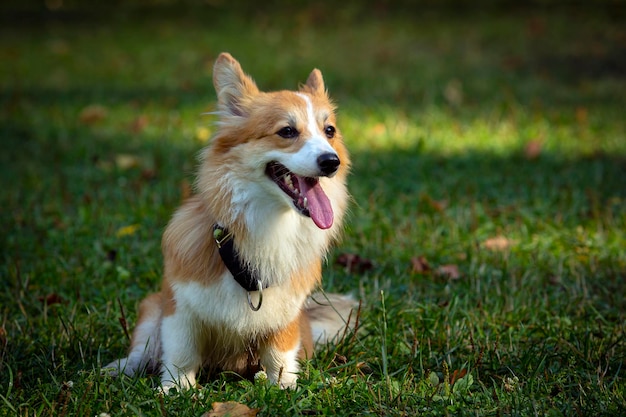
{"left": 1, "top": 2, "right": 625, "bottom": 415}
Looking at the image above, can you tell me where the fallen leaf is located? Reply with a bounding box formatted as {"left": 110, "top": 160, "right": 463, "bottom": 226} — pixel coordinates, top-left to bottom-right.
{"left": 79, "top": 104, "right": 108, "bottom": 125}
{"left": 420, "top": 193, "right": 448, "bottom": 212}
{"left": 202, "top": 402, "right": 259, "bottom": 417}
{"left": 437, "top": 264, "right": 461, "bottom": 280}
{"left": 115, "top": 154, "right": 141, "bottom": 170}
{"left": 452, "top": 373, "right": 474, "bottom": 394}
{"left": 334, "top": 353, "right": 348, "bottom": 365}
{"left": 449, "top": 368, "right": 467, "bottom": 386}
{"left": 356, "top": 361, "right": 373, "bottom": 375}
{"left": 141, "top": 168, "right": 157, "bottom": 181}
{"left": 38, "top": 293, "right": 66, "bottom": 306}
{"left": 524, "top": 139, "right": 542, "bottom": 160}
{"left": 410, "top": 256, "right": 431, "bottom": 274}
{"left": 482, "top": 235, "right": 514, "bottom": 251}
{"left": 129, "top": 115, "right": 149, "bottom": 133}
{"left": 576, "top": 107, "right": 588, "bottom": 125}
{"left": 336, "top": 253, "right": 373, "bottom": 274}
{"left": 116, "top": 224, "right": 140, "bottom": 238}
{"left": 196, "top": 126, "right": 212, "bottom": 142}
{"left": 430, "top": 199, "right": 448, "bottom": 212}
{"left": 370, "top": 123, "right": 386, "bottom": 136}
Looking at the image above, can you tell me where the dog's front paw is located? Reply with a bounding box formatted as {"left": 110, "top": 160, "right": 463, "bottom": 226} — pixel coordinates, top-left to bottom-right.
{"left": 158, "top": 380, "right": 191, "bottom": 395}
{"left": 102, "top": 358, "right": 130, "bottom": 377}
{"left": 157, "top": 382, "right": 184, "bottom": 396}
{"left": 269, "top": 369, "right": 298, "bottom": 390}
{"left": 159, "top": 374, "right": 196, "bottom": 394}
{"left": 279, "top": 375, "right": 298, "bottom": 390}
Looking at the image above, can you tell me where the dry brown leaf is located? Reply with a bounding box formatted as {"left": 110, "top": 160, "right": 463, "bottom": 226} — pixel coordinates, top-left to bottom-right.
{"left": 202, "top": 401, "right": 258, "bottom": 417}
{"left": 38, "top": 293, "right": 66, "bottom": 306}
{"left": 141, "top": 168, "right": 157, "bottom": 181}
{"left": 79, "top": 104, "right": 108, "bottom": 125}
{"left": 450, "top": 368, "right": 468, "bottom": 386}
{"left": 576, "top": 107, "right": 588, "bottom": 125}
{"left": 482, "top": 236, "right": 514, "bottom": 251}
{"left": 437, "top": 264, "right": 461, "bottom": 280}
{"left": 356, "top": 361, "right": 373, "bottom": 374}
{"left": 411, "top": 256, "right": 431, "bottom": 274}
{"left": 430, "top": 199, "right": 448, "bottom": 212}
{"left": 420, "top": 193, "right": 448, "bottom": 212}
{"left": 334, "top": 353, "right": 348, "bottom": 365}
{"left": 336, "top": 253, "right": 374, "bottom": 274}
{"left": 371, "top": 123, "right": 386, "bottom": 136}
{"left": 576, "top": 107, "right": 589, "bottom": 125}
{"left": 129, "top": 115, "right": 149, "bottom": 133}
{"left": 524, "top": 139, "right": 542, "bottom": 160}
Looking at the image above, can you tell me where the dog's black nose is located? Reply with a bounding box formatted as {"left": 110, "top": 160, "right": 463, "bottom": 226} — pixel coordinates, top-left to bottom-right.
{"left": 317, "top": 152, "right": 340, "bottom": 176}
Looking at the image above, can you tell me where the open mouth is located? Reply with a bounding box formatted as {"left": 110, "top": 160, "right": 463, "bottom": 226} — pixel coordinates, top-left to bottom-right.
{"left": 265, "top": 162, "right": 334, "bottom": 230}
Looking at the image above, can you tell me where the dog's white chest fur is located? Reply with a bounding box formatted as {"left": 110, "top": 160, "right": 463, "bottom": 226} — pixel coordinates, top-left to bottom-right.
{"left": 171, "top": 275, "right": 307, "bottom": 337}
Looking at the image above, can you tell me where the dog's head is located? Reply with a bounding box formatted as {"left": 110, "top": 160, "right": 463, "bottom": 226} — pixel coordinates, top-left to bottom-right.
{"left": 205, "top": 53, "right": 349, "bottom": 231}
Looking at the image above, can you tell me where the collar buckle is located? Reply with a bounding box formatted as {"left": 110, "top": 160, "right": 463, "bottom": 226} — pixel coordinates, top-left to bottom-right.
{"left": 213, "top": 225, "right": 232, "bottom": 249}
{"left": 213, "top": 224, "right": 266, "bottom": 311}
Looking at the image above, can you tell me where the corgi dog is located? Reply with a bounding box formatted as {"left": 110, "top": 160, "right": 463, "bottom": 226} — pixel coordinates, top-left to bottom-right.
{"left": 106, "top": 53, "right": 354, "bottom": 391}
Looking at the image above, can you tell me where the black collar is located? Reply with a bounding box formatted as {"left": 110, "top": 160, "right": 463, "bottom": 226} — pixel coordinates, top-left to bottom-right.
{"left": 213, "top": 224, "right": 267, "bottom": 293}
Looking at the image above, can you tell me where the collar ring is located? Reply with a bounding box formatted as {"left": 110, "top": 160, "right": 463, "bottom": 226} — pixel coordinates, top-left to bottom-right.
{"left": 247, "top": 281, "right": 263, "bottom": 311}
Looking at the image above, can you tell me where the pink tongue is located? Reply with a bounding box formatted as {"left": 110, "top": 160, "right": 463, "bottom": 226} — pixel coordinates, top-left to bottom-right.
{"left": 297, "top": 176, "right": 334, "bottom": 229}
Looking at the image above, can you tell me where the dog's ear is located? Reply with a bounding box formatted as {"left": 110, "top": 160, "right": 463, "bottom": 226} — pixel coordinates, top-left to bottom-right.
{"left": 213, "top": 53, "right": 259, "bottom": 117}
{"left": 301, "top": 68, "right": 326, "bottom": 96}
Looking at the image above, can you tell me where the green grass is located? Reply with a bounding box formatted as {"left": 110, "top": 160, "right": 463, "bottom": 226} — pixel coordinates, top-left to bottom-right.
{"left": 2, "top": 2, "right": 626, "bottom": 415}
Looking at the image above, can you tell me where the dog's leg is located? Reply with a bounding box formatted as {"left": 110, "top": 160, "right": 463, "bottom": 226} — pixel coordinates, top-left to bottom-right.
{"left": 259, "top": 314, "right": 305, "bottom": 389}
{"left": 159, "top": 310, "right": 202, "bottom": 391}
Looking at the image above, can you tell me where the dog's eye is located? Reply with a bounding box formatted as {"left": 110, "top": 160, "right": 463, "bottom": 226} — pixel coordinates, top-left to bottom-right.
{"left": 324, "top": 125, "right": 336, "bottom": 139}
{"left": 276, "top": 126, "right": 299, "bottom": 139}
